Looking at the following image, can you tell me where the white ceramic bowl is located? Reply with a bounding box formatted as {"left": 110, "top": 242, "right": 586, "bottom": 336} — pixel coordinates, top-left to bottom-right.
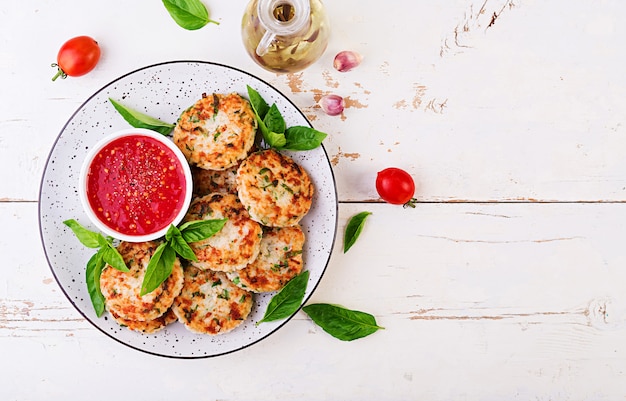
{"left": 78, "top": 128, "right": 193, "bottom": 242}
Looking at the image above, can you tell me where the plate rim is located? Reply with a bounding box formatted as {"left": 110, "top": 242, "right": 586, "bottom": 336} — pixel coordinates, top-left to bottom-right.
{"left": 37, "top": 59, "right": 339, "bottom": 359}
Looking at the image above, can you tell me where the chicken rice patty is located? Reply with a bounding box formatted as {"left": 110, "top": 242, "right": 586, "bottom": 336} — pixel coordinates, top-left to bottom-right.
{"left": 227, "top": 225, "right": 305, "bottom": 293}
{"left": 236, "top": 149, "right": 314, "bottom": 227}
{"left": 183, "top": 193, "right": 262, "bottom": 272}
{"left": 173, "top": 267, "right": 253, "bottom": 335}
{"left": 192, "top": 164, "right": 239, "bottom": 197}
{"left": 173, "top": 92, "right": 257, "bottom": 171}
{"left": 109, "top": 308, "right": 178, "bottom": 334}
{"left": 100, "top": 241, "right": 184, "bottom": 322}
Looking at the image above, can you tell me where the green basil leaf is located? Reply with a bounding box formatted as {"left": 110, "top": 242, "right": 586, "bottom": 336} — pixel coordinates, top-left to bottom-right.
{"left": 165, "top": 224, "right": 181, "bottom": 242}
{"left": 247, "top": 85, "right": 270, "bottom": 121}
{"left": 179, "top": 218, "right": 228, "bottom": 243}
{"left": 109, "top": 98, "right": 175, "bottom": 135}
{"left": 86, "top": 251, "right": 106, "bottom": 317}
{"left": 302, "top": 303, "right": 384, "bottom": 341}
{"left": 263, "top": 104, "right": 286, "bottom": 134}
{"left": 141, "top": 243, "right": 176, "bottom": 296}
{"left": 245, "top": 85, "right": 328, "bottom": 151}
{"left": 167, "top": 227, "right": 198, "bottom": 261}
{"left": 265, "top": 130, "right": 287, "bottom": 149}
{"left": 343, "top": 211, "right": 372, "bottom": 253}
{"left": 63, "top": 219, "right": 107, "bottom": 248}
{"left": 101, "top": 242, "right": 130, "bottom": 272}
{"left": 257, "top": 270, "right": 309, "bottom": 325}
{"left": 283, "top": 126, "right": 327, "bottom": 150}
{"left": 162, "top": 0, "right": 218, "bottom": 30}
{"left": 257, "top": 104, "right": 287, "bottom": 148}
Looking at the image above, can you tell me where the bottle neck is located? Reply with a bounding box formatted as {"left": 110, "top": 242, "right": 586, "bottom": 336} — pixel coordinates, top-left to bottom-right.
{"left": 256, "top": 0, "right": 311, "bottom": 37}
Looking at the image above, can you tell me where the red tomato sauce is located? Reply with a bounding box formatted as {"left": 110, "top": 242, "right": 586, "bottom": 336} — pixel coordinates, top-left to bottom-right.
{"left": 86, "top": 135, "right": 187, "bottom": 236}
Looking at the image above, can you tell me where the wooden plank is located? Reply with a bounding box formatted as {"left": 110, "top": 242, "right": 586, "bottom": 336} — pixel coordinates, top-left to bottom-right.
{"left": 3, "top": 202, "right": 626, "bottom": 398}
{"left": 1, "top": 1, "right": 625, "bottom": 202}
{"left": 268, "top": 0, "right": 626, "bottom": 203}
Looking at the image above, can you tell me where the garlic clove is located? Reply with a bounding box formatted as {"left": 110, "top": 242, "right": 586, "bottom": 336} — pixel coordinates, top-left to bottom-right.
{"left": 319, "top": 94, "right": 345, "bottom": 116}
{"left": 333, "top": 51, "right": 362, "bottom": 72}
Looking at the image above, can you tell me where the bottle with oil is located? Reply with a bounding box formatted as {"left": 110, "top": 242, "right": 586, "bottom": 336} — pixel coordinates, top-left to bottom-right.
{"left": 242, "top": 0, "right": 330, "bottom": 73}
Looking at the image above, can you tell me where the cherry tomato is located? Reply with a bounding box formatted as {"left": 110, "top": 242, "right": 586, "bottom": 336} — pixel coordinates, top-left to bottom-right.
{"left": 51, "top": 36, "right": 101, "bottom": 81}
{"left": 375, "top": 167, "right": 417, "bottom": 208}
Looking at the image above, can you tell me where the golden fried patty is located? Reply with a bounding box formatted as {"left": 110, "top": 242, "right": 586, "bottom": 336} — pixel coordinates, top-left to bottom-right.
{"left": 183, "top": 193, "right": 262, "bottom": 272}
{"left": 100, "top": 241, "right": 184, "bottom": 322}
{"left": 109, "top": 308, "right": 178, "bottom": 334}
{"left": 191, "top": 164, "right": 239, "bottom": 197}
{"left": 236, "top": 149, "right": 314, "bottom": 227}
{"left": 173, "top": 92, "right": 257, "bottom": 171}
{"left": 172, "top": 267, "right": 253, "bottom": 335}
{"left": 227, "top": 225, "right": 305, "bottom": 293}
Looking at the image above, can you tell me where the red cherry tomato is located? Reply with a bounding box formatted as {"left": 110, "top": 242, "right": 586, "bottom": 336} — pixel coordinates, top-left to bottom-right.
{"left": 375, "top": 167, "right": 417, "bottom": 208}
{"left": 51, "top": 36, "right": 101, "bottom": 81}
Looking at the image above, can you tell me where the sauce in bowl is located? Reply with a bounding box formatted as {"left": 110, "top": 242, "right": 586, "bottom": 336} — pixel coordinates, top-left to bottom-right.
{"left": 80, "top": 129, "right": 192, "bottom": 241}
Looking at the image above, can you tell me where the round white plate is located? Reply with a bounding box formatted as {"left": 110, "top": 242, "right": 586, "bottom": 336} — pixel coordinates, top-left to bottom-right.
{"left": 38, "top": 61, "right": 338, "bottom": 358}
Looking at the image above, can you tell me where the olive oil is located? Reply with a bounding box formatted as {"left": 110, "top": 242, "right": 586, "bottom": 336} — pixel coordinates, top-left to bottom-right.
{"left": 242, "top": 0, "right": 330, "bottom": 73}
{"left": 273, "top": 3, "right": 295, "bottom": 22}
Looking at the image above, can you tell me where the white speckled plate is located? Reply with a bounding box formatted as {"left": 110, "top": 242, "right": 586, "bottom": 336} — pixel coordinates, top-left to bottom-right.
{"left": 38, "top": 61, "right": 338, "bottom": 358}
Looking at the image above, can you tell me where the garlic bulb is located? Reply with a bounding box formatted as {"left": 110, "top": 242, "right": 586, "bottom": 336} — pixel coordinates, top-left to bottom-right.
{"left": 333, "top": 51, "right": 362, "bottom": 72}
{"left": 319, "top": 94, "right": 345, "bottom": 116}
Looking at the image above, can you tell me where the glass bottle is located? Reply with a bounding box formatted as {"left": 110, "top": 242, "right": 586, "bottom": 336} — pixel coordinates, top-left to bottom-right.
{"left": 241, "top": 0, "right": 330, "bottom": 73}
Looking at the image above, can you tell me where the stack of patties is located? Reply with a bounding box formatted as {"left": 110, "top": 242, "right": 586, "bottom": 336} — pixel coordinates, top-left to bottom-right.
{"left": 174, "top": 91, "right": 314, "bottom": 335}
{"left": 230, "top": 149, "right": 311, "bottom": 293}
{"left": 100, "top": 241, "right": 183, "bottom": 334}
{"left": 103, "top": 91, "right": 314, "bottom": 336}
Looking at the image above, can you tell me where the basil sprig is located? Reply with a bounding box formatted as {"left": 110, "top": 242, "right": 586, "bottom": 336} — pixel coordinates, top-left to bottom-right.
{"left": 257, "top": 270, "right": 309, "bottom": 325}
{"left": 140, "top": 219, "right": 227, "bottom": 295}
{"left": 247, "top": 85, "right": 327, "bottom": 151}
{"left": 109, "top": 98, "right": 175, "bottom": 135}
{"left": 302, "top": 304, "right": 384, "bottom": 341}
{"left": 63, "top": 219, "right": 130, "bottom": 317}
{"left": 63, "top": 218, "right": 226, "bottom": 314}
{"left": 85, "top": 252, "right": 106, "bottom": 317}
{"left": 343, "top": 211, "right": 372, "bottom": 253}
{"left": 162, "top": 0, "right": 219, "bottom": 30}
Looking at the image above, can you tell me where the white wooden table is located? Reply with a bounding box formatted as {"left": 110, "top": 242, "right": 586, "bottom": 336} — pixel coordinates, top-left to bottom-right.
{"left": 2, "top": 0, "right": 626, "bottom": 399}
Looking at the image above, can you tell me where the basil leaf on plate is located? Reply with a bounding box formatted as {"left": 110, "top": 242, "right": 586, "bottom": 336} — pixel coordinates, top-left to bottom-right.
{"left": 283, "top": 126, "right": 327, "bottom": 151}
{"left": 257, "top": 270, "right": 309, "bottom": 325}
{"left": 343, "top": 211, "right": 372, "bottom": 253}
{"left": 63, "top": 219, "right": 106, "bottom": 248}
{"left": 166, "top": 225, "right": 197, "bottom": 261}
{"left": 179, "top": 219, "right": 228, "bottom": 243}
{"left": 86, "top": 251, "right": 106, "bottom": 317}
{"left": 264, "top": 130, "right": 287, "bottom": 149}
{"left": 141, "top": 242, "right": 176, "bottom": 296}
{"left": 162, "top": 0, "right": 218, "bottom": 30}
{"left": 63, "top": 218, "right": 129, "bottom": 315}
{"left": 247, "top": 85, "right": 270, "bottom": 121}
{"left": 109, "top": 98, "right": 175, "bottom": 135}
{"left": 302, "top": 303, "right": 384, "bottom": 341}
{"left": 264, "top": 104, "right": 286, "bottom": 134}
{"left": 100, "top": 242, "right": 130, "bottom": 272}
{"left": 246, "top": 85, "right": 327, "bottom": 150}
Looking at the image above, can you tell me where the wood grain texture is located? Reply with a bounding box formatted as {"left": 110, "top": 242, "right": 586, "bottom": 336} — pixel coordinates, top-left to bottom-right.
{"left": 3, "top": 202, "right": 626, "bottom": 399}
{"left": 2, "top": 0, "right": 626, "bottom": 399}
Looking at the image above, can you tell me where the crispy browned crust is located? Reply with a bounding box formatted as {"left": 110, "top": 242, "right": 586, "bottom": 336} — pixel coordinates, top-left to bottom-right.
{"left": 191, "top": 164, "right": 239, "bottom": 197}
{"left": 228, "top": 225, "right": 305, "bottom": 293}
{"left": 236, "top": 149, "right": 314, "bottom": 227}
{"left": 173, "top": 92, "right": 257, "bottom": 171}
{"left": 109, "top": 308, "right": 178, "bottom": 334}
{"left": 172, "top": 267, "right": 253, "bottom": 335}
{"left": 183, "top": 193, "right": 262, "bottom": 272}
{"left": 100, "top": 241, "right": 184, "bottom": 322}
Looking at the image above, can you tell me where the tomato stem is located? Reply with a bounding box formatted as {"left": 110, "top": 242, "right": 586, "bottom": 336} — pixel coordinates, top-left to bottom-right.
{"left": 51, "top": 63, "right": 67, "bottom": 81}
{"left": 403, "top": 198, "right": 418, "bottom": 209}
